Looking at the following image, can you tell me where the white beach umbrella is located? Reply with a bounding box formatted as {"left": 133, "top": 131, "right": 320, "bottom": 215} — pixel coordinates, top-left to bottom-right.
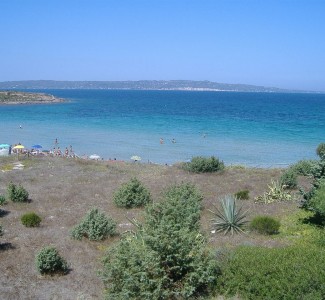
{"left": 89, "top": 154, "right": 101, "bottom": 160}
{"left": 131, "top": 155, "right": 141, "bottom": 161}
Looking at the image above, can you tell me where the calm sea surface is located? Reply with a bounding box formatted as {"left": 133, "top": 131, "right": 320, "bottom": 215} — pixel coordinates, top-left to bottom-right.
{"left": 0, "top": 89, "right": 324, "bottom": 166}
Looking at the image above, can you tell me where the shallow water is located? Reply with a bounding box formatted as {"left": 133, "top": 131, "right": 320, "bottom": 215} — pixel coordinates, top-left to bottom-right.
{"left": 0, "top": 89, "right": 324, "bottom": 166}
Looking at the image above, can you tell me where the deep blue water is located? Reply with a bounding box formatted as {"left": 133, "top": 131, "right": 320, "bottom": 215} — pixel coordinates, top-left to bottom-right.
{"left": 1, "top": 89, "right": 325, "bottom": 166}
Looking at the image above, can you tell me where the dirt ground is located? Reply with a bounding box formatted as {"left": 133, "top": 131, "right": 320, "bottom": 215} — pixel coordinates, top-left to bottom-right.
{"left": 0, "top": 156, "right": 307, "bottom": 299}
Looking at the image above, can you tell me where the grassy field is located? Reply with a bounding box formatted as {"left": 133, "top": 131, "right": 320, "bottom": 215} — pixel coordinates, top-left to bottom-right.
{"left": 0, "top": 156, "right": 310, "bottom": 299}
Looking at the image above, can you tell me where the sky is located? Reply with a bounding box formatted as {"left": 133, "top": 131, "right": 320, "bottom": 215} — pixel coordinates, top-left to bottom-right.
{"left": 1, "top": 0, "right": 325, "bottom": 91}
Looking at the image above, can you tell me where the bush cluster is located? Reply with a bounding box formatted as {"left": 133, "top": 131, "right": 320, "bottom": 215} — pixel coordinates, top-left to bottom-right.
{"left": 183, "top": 156, "right": 225, "bottom": 173}
{"left": 35, "top": 246, "right": 68, "bottom": 275}
{"left": 250, "top": 215, "right": 280, "bottom": 235}
{"left": 234, "top": 190, "right": 249, "bottom": 200}
{"left": 7, "top": 182, "right": 29, "bottom": 202}
{"left": 308, "top": 180, "right": 325, "bottom": 218}
{"left": 0, "top": 195, "right": 6, "bottom": 205}
{"left": 317, "top": 143, "right": 325, "bottom": 160}
{"left": 101, "top": 183, "right": 219, "bottom": 299}
{"left": 71, "top": 208, "right": 116, "bottom": 241}
{"left": 113, "top": 177, "right": 151, "bottom": 208}
{"left": 280, "top": 169, "right": 297, "bottom": 189}
{"left": 21, "top": 212, "right": 42, "bottom": 227}
{"left": 291, "top": 159, "right": 317, "bottom": 176}
{"left": 218, "top": 245, "right": 325, "bottom": 299}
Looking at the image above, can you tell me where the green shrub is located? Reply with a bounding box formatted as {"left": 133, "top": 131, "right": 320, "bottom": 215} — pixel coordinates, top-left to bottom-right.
{"left": 280, "top": 169, "right": 297, "bottom": 189}
{"left": 21, "top": 212, "right": 42, "bottom": 227}
{"left": 113, "top": 177, "right": 151, "bottom": 208}
{"left": 0, "top": 195, "right": 6, "bottom": 205}
{"left": 35, "top": 246, "right": 68, "bottom": 275}
{"left": 71, "top": 208, "right": 116, "bottom": 241}
{"left": 183, "top": 156, "right": 225, "bottom": 173}
{"left": 7, "top": 182, "right": 29, "bottom": 202}
{"left": 255, "top": 180, "right": 293, "bottom": 203}
{"left": 317, "top": 143, "right": 325, "bottom": 160}
{"left": 218, "top": 245, "right": 325, "bottom": 300}
{"left": 101, "top": 183, "right": 219, "bottom": 299}
{"left": 291, "top": 159, "right": 318, "bottom": 176}
{"left": 308, "top": 180, "right": 325, "bottom": 218}
{"left": 209, "top": 195, "right": 247, "bottom": 235}
{"left": 234, "top": 190, "right": 249, "bottom": 200}
{"left": 250, "top": 215, "right": 280, "bottom": 235}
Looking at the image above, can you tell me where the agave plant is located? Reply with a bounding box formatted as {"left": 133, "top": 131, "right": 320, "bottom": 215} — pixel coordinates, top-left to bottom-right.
{"left": 209, "top": 195, "right": 248, "bottom": 235}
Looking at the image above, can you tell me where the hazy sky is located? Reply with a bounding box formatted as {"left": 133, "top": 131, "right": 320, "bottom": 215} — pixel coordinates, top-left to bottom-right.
{"left": 1, "top": 0, "right": 324, "bottom": 91}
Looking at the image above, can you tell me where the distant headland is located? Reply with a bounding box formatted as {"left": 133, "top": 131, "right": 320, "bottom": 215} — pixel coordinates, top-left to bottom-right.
{"left": 0, "top": 80, "right": 311, "bottom": 93}
{"left": 0, "top": 91, "right": 65, "bottom": 105}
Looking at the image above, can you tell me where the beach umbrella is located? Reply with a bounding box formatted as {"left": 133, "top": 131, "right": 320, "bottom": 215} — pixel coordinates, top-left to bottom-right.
{"left": 31, "top": 144, "right": 42, "bottom": 149}
{"left": 89, "top": 154, "right": 101, "bottom": 160}
{"left": 13, "top": 145, "right": 25, "bottom": 150}
{"left": 131, "top": 155, "right": 141, "bottom": 162}
{"left": 0, "top": 144, "right": 10, "bottom": 148}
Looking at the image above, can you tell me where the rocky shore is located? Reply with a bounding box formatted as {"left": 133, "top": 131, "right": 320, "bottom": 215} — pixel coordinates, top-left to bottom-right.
{"left": 0, "top": 91, "right": 65, "bottom": 104}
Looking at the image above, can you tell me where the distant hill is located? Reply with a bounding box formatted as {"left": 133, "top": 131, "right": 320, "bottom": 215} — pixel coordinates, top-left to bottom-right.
{"left": 0, "top": 80, "right": 307, "bottom": 93}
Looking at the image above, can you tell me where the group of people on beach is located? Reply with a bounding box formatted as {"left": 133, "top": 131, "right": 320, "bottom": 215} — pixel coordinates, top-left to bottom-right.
{"left": 50, "top": 139, "right": 75, "bottom": 158}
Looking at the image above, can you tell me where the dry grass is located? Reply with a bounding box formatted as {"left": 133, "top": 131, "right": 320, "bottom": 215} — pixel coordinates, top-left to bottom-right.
{"left": 0, "top": 156, "right": 308, "bottom": 299}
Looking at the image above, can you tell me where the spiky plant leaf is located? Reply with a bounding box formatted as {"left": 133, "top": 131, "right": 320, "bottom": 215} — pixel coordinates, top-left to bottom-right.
{"left": 209, "top": 195, "right": 247, "bottom": 235}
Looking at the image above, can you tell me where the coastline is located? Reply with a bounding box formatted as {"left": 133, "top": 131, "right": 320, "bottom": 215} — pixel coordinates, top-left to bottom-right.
{"left": 0, "top": 91, "right": 65, "bottom": 105}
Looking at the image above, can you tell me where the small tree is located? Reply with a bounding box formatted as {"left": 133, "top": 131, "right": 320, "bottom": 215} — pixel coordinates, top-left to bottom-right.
{"left": 71, "top": 208, "right": 116, "bottom": 241}
{"left": 113, "top": 177, "right": 151, "bottom": 208}
{"left": 35, "top": 246, "right": 68, "bottom": 275}
{"left": 7, "top": 182, "right": 29, "bottom": 202}
{"left": 183, "top": 156, "right": 225, "bottom": 173}
{"left": 317, "top": 143, "right": 325, "bottom": 160}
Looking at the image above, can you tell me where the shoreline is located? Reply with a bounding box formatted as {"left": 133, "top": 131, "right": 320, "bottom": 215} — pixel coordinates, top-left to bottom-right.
{"left": 0, "top": 91, "right": 65, "bottom": 105}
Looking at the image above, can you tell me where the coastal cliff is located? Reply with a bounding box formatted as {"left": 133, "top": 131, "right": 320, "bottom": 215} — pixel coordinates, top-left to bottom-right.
{"left": 0, "top": 91, "right": 65, "bottom": 104}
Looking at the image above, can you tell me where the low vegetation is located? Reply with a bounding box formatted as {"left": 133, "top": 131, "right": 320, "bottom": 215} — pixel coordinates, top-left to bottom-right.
{"left": 71, "top": 208, "right": 116, "bottom": 241}
{"left": 182, "top": 156, "right": 225, "bottom": 173}
{"left": 209, "top": 195, "right": 247, "bottom": 235}
{"left": 7, "top": 182, "right": 29, "bottom": 202}
{"left": 113, "top": 177, "right": 152, "bottom": 208}
{"left": 250, "top": 215, "right": 280, "bottom": 235}
{"left": 21, "top": 212, "right": 42, "bottom": 227}
{"left": 234, "top": 189, "right": 249, "bottom": 200}
{"left": 255, "top": 180, "right": 293, "bottom": 203}
{"left": 35, "top": 246, "right": 68, "bottom": 275}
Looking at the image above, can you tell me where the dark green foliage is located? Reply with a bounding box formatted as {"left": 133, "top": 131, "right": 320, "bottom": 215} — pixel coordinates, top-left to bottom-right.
{"left": 317, "top": 143, "right": 325, "bottom": 160}
{"left": 183, "top": 156, "right": 225, "bottom": 173}
{"left": 21, "top": 212, "right": 42, "bottom": 227}
{"left": 308, "top": 181, "right": 325, "bottom": 218}
{"left": 291, "top": 159, "right": 318, "bottom": 176}
{"left": 0, "top": 195, "right": 6, "bottom": 205}
{"left": 280, "top": 169, "right": 297, "bottom": 189}
{"left": 101, "top": 183, "right": 219, "bottom": 299}
{"left": 113, "top": 177, "right": 151, "bottom": 208}
{"left": 210, "top": 195, "right": 247, "bottom": 235}
{"left": 7, "top": 182, "right": 29, "bottom": 202}
{"left": 250, "top": 215, "right": 280, "bottom": 235}
{"left": 218, "top": 245, "right": 325, "bottom": 300}
{"left": 234, "top": 190, "right": 249, "bottom": 200}
{"left": 35, "top": 246, "right": 68, "bottom": 275}
{"left": 71, "top": 208, "right": 116, "bottom": 241}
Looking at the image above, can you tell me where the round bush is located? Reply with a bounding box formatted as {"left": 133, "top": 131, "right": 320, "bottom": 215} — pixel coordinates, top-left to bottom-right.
{"left": 71, "top": 208, "right": 117, "bottom": 241}
{"left": 113, "top": 177, "right": 151, "bottom": 208}
{"left": 234, "top": 190, "right": 249, "bottom": 200}
{"left": 21, "top": 212, "right": 42, "bottom": 227}
{"left": 35, "top": 246, "right": 68, "bottom": 275}
{"left": 250, "top": 215, "right": 280, "bottom": 235}
{"left": 280, "top": 170, "right": 297, "bottom": 189}
{"left": 7, "top": 182, "right": 29, "bottom": 202}
{"left": 183, "top": 156, "right": 225, "bottom": 173}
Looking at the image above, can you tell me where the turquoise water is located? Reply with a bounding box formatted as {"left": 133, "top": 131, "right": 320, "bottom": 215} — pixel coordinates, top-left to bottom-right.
{"left": 0, "top": 89, "right": 324, "bottom": 166}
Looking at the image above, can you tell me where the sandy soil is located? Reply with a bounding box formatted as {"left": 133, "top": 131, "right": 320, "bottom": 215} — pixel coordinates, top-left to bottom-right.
{"left": 0, "top": 156, "right": 307, "bottom": 299}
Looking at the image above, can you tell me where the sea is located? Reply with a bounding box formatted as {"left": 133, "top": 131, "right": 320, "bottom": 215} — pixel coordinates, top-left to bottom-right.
{"left": 0, "top": 89, "right": 325, "bottom": 167}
